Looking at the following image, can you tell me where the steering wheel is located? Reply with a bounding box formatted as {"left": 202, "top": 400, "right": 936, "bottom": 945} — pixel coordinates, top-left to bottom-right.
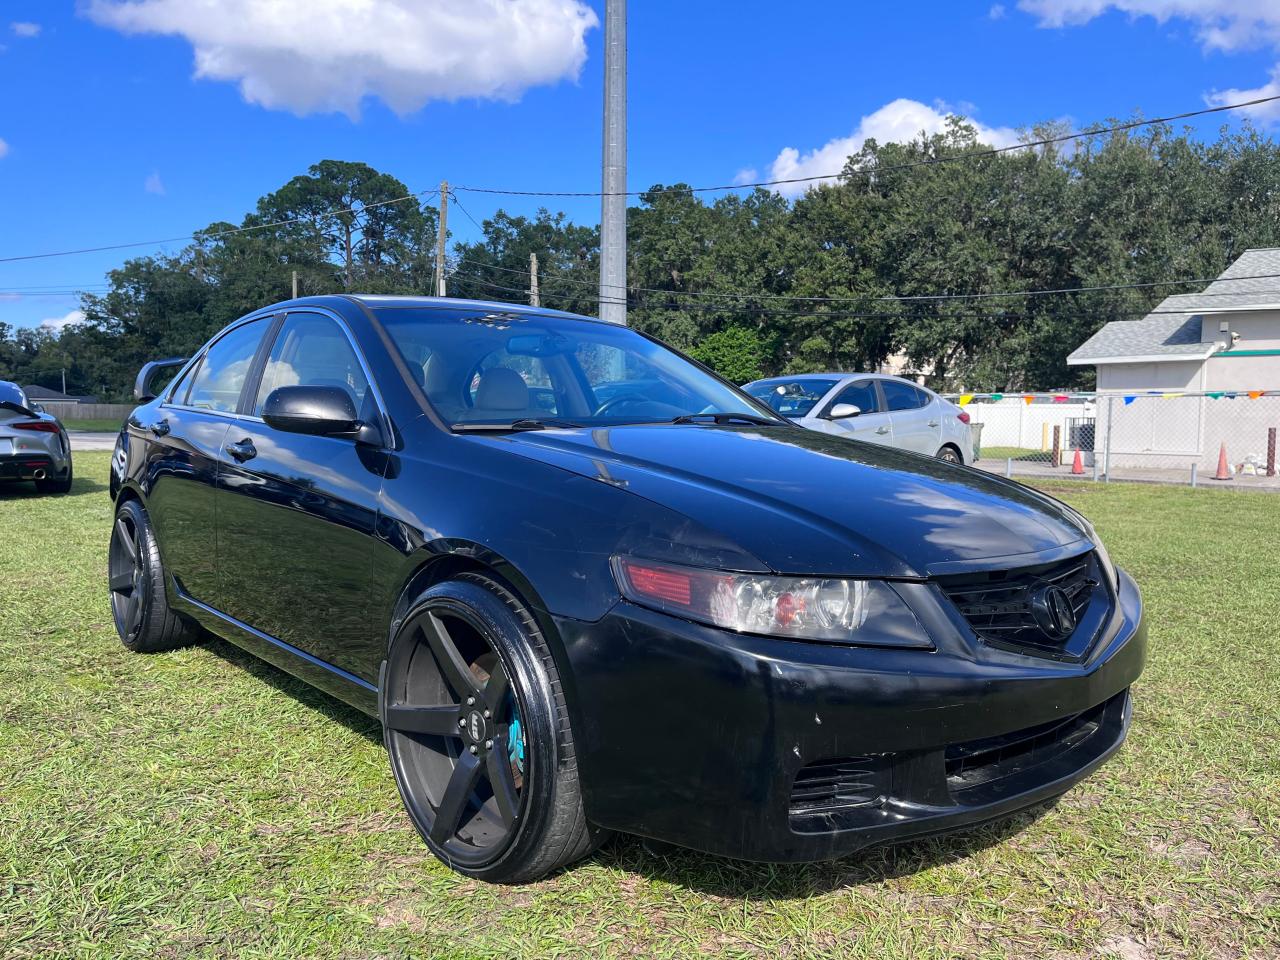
{"left": 594, "top": 393, "right": 652, "bottom": 417}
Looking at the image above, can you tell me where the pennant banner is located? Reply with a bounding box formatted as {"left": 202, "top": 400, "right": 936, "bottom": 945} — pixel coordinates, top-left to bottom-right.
{"left": 1023, "top": 395, "right": 1034, "bottom": 405}
{"left": 957, "top": 394, "right": 973, "bottom": 407}
{"left": 1249, "top": 390, "right": 1263, "bottom": 399}
{"left": 1123, "top": 395, "right": 1136, "bottom": 405}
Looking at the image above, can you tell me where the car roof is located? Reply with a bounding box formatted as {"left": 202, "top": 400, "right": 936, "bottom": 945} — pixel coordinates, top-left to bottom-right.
{"left": 259, "top": 294, "right": 595, "bottom": 325}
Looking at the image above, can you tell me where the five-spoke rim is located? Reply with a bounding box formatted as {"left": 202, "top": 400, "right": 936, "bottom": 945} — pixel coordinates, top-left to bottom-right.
{"left": 385, "top": 605, "right": 526, "bottom": 864}
{"left": 109, "top": 513, "right": 147, "bottom": 640}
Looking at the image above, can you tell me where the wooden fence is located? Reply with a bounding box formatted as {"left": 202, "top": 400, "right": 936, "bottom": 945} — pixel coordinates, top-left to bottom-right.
{"left": 39, "top": 403, "right": 133, "bottom": 425}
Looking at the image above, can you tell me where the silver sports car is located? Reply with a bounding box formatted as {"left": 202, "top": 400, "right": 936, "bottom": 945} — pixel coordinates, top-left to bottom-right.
{"left": 1, "top": 381, "right": 74, "bottom": 494}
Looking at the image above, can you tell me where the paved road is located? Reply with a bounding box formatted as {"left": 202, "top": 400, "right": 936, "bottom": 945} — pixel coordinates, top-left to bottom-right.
{"left": 68, "top": 432, "right": 119, "bottom": 452}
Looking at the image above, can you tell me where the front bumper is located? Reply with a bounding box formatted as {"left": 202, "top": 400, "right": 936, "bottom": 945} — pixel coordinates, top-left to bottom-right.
{"left": 554, "top": 567, "right": 1145, "bottom": 862}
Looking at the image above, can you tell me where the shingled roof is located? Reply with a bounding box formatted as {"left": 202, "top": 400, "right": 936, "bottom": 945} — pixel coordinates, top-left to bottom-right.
{"left": 1067, "top": 248, "right": 1280, "bottom": 366}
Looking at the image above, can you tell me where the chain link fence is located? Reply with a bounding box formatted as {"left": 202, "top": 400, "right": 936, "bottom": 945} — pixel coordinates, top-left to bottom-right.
{"left": 951, "top": 391, "right": 1280, "bottom": 489}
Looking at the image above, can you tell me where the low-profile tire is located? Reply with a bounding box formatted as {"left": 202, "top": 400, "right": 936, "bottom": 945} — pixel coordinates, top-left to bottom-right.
{"left": 937, "top": 445, "right": 963, "bottom": 465}
{"left": 381, "top": 572, "right": 605, "bottom": 883}
{"left": 35, "top": 460, "right": 73, "bottom": 495}
{"left": 109, "top": 498, "right": 201, "bottom": 653}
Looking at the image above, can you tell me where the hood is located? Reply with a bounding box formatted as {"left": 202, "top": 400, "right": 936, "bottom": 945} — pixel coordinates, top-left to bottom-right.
{"left": 481, "top": 424, "right": 1090, "bottom": 578}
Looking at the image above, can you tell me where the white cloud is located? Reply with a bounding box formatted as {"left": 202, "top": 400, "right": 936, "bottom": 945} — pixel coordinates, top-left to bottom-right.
{"left": 0, "top": 138, "right": 8, "bottom": 159}
{"left": 1207, "top": 65, "right": 1280, "bottom": 121}
{"left": 144, "top": 170, "right": 165, "bottom": 195}
{"left": 732, "top": 168, "right": 759, "bottom": 186}
{"left": 989, "top": 4, "right": 1008, "bottom": 19}
{"left": 86, "top": 0, "right": 599, "bottom": 117}
{"left": 1017, "top": 0, "right": 1280, "bottom": 49}
{"left": 1018, "top": 1, "right": 1280, "bottom": 122}
{"left": 764, "top": 98, "right": 1021, "bottom": 197}
{"left": 39, "top": 309, "right": 86, "bottom": 332}
{"left": 10, "top": 21, "right": 40, "bottom": 38}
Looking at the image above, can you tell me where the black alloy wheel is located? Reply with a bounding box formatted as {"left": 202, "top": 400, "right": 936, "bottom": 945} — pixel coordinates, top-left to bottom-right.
{"left": 109, "top": 499, "right": 200, "bottom": 653}
{"left": 109, "top": 508, "right": 148, "bottom": 643}
{"left": 938, "top": 446, "right": 963, "bottom": 464}
{"left": 382, "top": 573, "right": 602, "bottom": 882}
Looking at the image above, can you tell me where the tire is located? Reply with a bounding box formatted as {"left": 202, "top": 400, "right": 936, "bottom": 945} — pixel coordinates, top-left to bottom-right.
{"left": 109, "top": 499, "right": 201, "bottom": 653}
{"left": 381, "top": 572, "right": 605, "bottom": 883}
{"left": 35, "top": 460, "right": 73, "bottom": 495}
{"left": 937, "top": 445, "right": 963, "bottom": 465}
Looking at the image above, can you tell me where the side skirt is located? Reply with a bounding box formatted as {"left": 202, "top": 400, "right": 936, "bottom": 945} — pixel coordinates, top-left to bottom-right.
{"left": 171, "top": 583, "right": 379, "bottom": 717}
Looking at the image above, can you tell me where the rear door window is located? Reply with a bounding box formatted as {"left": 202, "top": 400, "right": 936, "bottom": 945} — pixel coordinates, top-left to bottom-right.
{"left": 184, "top": 318, "right": 271, "bottom": 413}
{"left": 881, "top": 380, "right": 927, "bottom": 412}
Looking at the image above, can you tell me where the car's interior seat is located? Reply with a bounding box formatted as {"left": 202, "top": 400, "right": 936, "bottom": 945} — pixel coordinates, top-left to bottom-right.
{"left": 470, "top": 367, "right": 529, "bottom": 420}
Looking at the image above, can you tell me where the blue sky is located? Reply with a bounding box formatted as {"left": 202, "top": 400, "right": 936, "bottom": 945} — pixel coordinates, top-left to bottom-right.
{"left": 2, "top": 0, "right": 1279, "bottom": 330}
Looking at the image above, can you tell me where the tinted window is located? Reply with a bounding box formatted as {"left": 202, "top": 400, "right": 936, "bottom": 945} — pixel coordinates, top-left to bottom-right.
{"left": 745, "top": 379, "right": 839, "bottom": 418}
{"left": 254, "top": 313, "right": 369, "bottom": 414}
{"left": 166, "top": 363, "right": 198, "bottom": 404}
{"left": 186, "top": 318, "right": 270, "bottom": 413}
{"left": 467, "top": 348, "right": 559, "bottom": 416}
{"left": 882, "top": 379, "right": 927, "bottom": 412}
{"left": 833, "top": 379, "right": 880, "bottom": 414}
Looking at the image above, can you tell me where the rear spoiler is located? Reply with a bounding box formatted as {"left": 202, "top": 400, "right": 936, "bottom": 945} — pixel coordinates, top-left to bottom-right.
{"left": 0, "top": 399, "right": 40, "bottom": 419}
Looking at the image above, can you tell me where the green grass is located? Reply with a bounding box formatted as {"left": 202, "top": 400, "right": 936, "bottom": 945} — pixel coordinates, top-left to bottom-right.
{"left": 60, "top": 418, "right": 127, "bottom": 433}
{"left": 2, "top": 453, "right": 1277, "bottom": 959}
{"left": 981, "top": 445, "right": 1051, "bottom": 463}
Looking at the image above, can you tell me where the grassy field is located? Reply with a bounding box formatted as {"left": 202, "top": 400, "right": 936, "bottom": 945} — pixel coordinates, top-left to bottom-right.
{"left": 2, "top": 452, "right": 1277, "bottom": 959}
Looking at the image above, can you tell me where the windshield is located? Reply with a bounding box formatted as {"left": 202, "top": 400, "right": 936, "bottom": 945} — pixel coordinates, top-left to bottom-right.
{"left": 0, "top": 381, "right": 28, "bottom": 408}
{"left": 745, "top": 378, "right": 839, "bottom": 418}
{"left": 375, "top": 307, "right": 781, "bottom": 428}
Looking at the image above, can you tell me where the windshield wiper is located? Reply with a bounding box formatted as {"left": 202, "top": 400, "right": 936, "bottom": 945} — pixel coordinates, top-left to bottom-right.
{"left": 451, "top": 418, "right": 584, "bottom": 433}
{"left": 669, "top": 412, "right": 784, "bottom": 427}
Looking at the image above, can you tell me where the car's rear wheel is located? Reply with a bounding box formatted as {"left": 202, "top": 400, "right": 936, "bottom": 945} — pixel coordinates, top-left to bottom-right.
{"left": 382, "top": 573, "right": 604, "bottom": 883}
{"left": 35, "top": 460, "right": 73, "bottom": 495}
{"left": 109, "top": 499, "right": 201, "bottom": 653}
{"left": 937, "top": 445, "right": 963, "bottom": 464}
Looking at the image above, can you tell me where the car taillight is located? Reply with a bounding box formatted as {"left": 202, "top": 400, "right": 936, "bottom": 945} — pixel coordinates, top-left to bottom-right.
{"left": 12, "top": 421, "right": 60, "bottom": 433}
{"left": 956, "top": 411, "right": 971, "bottom": 425}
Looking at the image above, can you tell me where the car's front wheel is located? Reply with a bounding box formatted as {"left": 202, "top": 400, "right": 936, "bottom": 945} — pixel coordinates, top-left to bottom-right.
{"left": 937, "top": 445, "right": 963, "bottom": 464}
{"left": 382, "top": 573, "right": 604, "bottom": 883}
{"left": 109, "top": 499, "right": 201, "bottom": 653}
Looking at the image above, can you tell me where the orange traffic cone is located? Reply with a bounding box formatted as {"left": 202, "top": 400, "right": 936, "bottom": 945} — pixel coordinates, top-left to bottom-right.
{"left": 1214, "top": 443, "right": 1232, "bottom": 480}
{"left": 1071, "top": 449, "right": 1085, "bottom": 475}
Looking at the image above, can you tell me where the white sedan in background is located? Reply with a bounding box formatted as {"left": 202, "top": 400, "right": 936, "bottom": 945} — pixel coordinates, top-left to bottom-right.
{"left": 743, "top": 373, "right": 974, "bottom": 464}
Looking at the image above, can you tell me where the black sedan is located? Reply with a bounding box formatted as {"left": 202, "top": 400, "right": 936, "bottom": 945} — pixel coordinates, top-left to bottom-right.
{"left": 109, "top": 296, "right": 1145, "bottom": 883}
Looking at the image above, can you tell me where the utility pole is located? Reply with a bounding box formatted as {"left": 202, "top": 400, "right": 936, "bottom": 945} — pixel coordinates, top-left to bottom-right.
{"left": 61, "top": 368, "right": 67, "bottom": 396}
{"left": 435, "top": 181, "right": 449, "bottom": 297}
{"left": 529, "top": 253, "right": 540, "bottom": 307}
{"left": 599, "top": 0, "right": 626, "bottom": 324}
{"left": 291, "top": 270, "right": 298, "bottom": 299}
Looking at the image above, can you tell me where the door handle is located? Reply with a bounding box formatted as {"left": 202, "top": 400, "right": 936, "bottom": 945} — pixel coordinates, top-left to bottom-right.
{"left": 224, "top": 438, "right": 257, "bottom": 463}
{"left": 875, "top": 426, "right": 890, "bottom": 435}
{"left": 149, "top": 419, "right": 170, "bottom": 437}
{"left": 928, "top": 420, "right": 939, "bottom": 428}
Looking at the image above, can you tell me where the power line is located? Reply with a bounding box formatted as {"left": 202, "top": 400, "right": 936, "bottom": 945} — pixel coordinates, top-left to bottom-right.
{"left": 452, "top": 95, "right": 1280, "bottom": 199}
{"left": 0, "top": 189, "right": 441, "bottom": 266}
{"left": 452, "top": 254, "right": 1280, "bottom": 306}
{"left": 1, "top": 95, "right": 1273, "bottom": 266}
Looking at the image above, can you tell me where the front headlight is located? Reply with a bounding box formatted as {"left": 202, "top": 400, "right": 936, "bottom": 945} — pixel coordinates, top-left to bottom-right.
{"left": 611, "top": 556, "right": 930, "bottom": 648}
{"left": 1071, "top": 513, "right": 1119, "bottom": 593}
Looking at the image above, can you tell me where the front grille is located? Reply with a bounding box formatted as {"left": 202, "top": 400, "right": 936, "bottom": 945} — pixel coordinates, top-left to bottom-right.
{"left": 936, "top": 551, "right": 1100, "bottom": 654}
{"left": 790, "top": 756, "right": 886, "bottom": 814}
{"left": 945, "top": 695, "right": 1113, "bottom": 794}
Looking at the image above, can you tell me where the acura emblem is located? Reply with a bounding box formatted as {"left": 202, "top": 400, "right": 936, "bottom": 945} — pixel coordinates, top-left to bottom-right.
{"left": 1030, "top": 585, "right": 1077, "bottom": 640}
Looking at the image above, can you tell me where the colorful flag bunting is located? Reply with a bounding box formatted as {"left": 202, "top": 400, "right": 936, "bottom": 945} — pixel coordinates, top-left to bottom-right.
{"left": 1023, "top": 395, "right": 1034, "bottom": 405}
{"left": 958, "top": 394, "right": 973, "bottom": 407}
{"left": 990, "top": 393, "right": 1004, "bottom": 402}
{"left": 1249, "top": 390, "right": 1263, "bottom": 399}
{"left": 1123, "top": 396, "right": 1136, "bottom": 405}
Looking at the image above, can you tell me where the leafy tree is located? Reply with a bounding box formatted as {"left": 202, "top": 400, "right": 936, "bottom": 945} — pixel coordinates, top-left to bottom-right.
{"left": 688, "top": 326, "right": 765, "bottom": 384}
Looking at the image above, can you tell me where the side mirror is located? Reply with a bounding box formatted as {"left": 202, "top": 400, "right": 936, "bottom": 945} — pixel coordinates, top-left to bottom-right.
{"left": 134, "top": 357, "right": 188, "bottom": 402}
{"left": 827, "top": 403, "right": 862, "bottom": 420}
{"left": 262, "top": 385, "right": 365, "bottom": 439}
{"left": 30, "top": 403, "right": 45, "bottom": 413}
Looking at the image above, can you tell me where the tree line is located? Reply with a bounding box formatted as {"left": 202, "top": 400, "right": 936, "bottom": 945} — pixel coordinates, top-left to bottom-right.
{"left": 4, "top": 119, "right": 1280, "bottom": 400}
